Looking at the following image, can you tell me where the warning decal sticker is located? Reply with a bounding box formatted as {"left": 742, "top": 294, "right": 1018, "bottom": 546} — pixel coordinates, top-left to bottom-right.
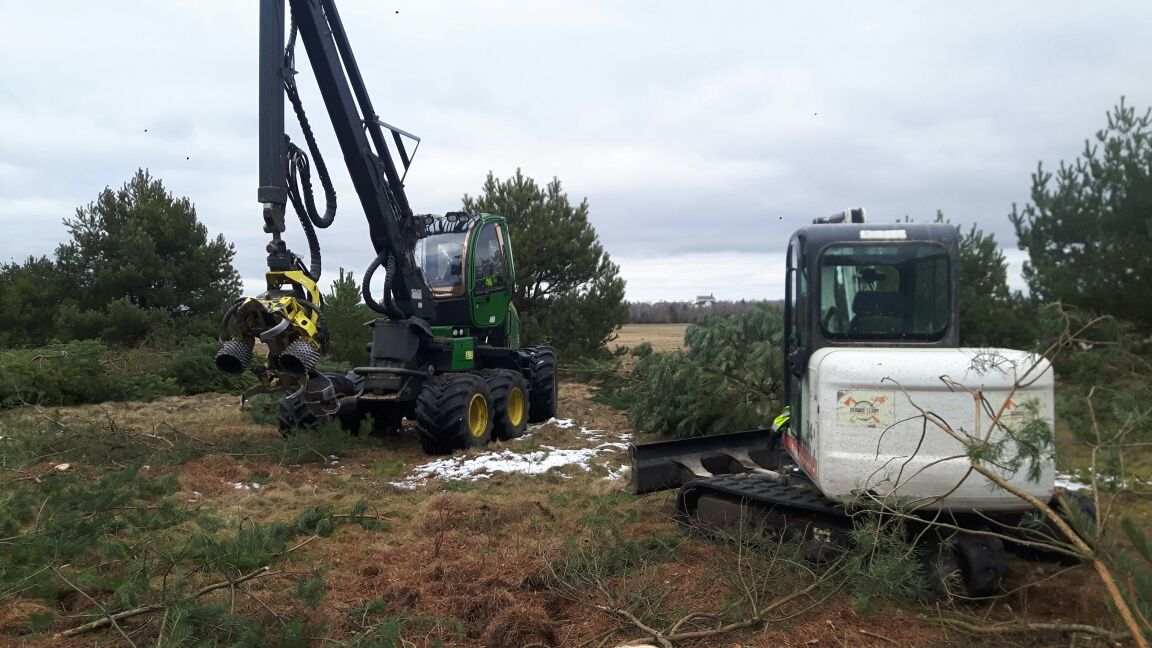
{"left": 836, "top": 390, "right": 896, "bottom": 428}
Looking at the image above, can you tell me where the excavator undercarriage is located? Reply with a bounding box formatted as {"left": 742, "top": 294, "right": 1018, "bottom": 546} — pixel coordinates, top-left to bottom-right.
{"left": 632, "top": 429, "right": 1015, "bottom": 597}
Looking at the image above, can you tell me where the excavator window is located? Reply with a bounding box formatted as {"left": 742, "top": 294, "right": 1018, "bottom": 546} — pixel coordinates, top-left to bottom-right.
{"left": 819, "top": 243, "right": 949, "bottom": 340}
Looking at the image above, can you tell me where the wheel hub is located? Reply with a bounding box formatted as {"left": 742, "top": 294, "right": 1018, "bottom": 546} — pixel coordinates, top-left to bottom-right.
{"left": 467, "top": 393, "right": 488, "bottom": 438}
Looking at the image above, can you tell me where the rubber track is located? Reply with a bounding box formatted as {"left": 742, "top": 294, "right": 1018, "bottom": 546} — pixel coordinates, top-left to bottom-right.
{"left": 678, "top": 473, "right": 1011, "bottom": 597}
{"left": 677, "top": 473, "right": 845, "bottom": 522}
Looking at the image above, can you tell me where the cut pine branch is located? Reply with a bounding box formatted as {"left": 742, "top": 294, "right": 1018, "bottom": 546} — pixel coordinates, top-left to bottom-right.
{"left": 55, "top": 566, "right": 275, "bottom": 639}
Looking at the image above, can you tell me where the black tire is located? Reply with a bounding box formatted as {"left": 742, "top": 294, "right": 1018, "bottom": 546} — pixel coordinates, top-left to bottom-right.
{"left": 954, "top": 533, "right": 1009, "bottom": 598}
{"left": 336, "top": 398, "right": 405, "bottom": 436}
{"left": 482, "top": 369, "right": 530, "bottom": 440}
{"left": 1012, "top": 489, "right": 1098, "bottom": 564}
{"left": 415, "top": 373, "right": 494, "bottom": 455}
{"left": 527, "top": 346, "right": 557, "bottom": 423}
{"left": 364, "top": 403, "right": 405, "bottom": 437}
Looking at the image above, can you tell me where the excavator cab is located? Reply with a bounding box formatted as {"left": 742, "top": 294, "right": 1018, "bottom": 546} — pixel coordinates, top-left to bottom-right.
{"left": 783, "top": 220, "right": 960, "bottom": 427}
{"left": 632, "top": 210, "right": 1054, "bottom": 517}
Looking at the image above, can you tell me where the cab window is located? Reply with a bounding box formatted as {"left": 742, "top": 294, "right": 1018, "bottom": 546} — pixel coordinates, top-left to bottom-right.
{"left": 416, "top": 231, "right": 467, "bottom": 297}
{"left": 818, "top": 243, "right": 949, "bottom": 340}
{"left": 471, "top": 222, "right": 507, "bottom": 292}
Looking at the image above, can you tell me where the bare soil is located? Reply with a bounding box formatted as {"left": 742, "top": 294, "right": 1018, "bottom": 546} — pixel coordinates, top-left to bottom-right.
{"left": 0, "top": 363, "right": 1129, "bottom": 647}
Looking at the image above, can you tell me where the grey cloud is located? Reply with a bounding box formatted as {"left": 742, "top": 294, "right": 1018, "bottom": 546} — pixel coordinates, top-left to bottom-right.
{"left": 2, "top": 1, "right": 1149, "bottom": 302}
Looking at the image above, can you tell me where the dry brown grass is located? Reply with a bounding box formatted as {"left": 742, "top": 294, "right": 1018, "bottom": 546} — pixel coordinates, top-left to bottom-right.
{"left": 613, "top": 323, "right": 690, "bottom": 354}
{"left": 0, "top": 381, "right": 1121, "bottom": 648}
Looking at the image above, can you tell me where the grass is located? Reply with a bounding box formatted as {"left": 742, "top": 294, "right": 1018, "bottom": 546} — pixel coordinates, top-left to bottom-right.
{"left": 0, "top": 382, "right": 1133, "bottom": 647}
{"left": 612, "top": 323, "right": 689, "bottom": 354}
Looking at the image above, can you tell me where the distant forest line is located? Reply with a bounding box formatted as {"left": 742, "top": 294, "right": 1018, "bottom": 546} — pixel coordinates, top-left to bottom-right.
{"left": 627, "top": 299, "right": 782, "bottom": 324}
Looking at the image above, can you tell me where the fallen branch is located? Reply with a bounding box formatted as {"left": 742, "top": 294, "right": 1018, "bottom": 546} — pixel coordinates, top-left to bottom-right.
{"left": 55, "top": 566, "right": 275, "bottom": 638}
{"left": 606, "top": 568, "right": 831, "bottom": 647}
{"left": 859, "top": 629, "right": 900, "bottom": 646}
{"left": 935, "top": 616, "right": 1129, "bottom": 643}
{"left": 52, "top": 566, "right": 140, "bottom": 648}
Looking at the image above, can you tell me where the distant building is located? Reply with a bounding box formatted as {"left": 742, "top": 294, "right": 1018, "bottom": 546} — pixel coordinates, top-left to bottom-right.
{"left": 694, "top": 294, "right": 715, "bottom": 308}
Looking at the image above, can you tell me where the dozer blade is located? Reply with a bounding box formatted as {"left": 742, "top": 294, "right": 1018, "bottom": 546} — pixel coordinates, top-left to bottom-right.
{"left": 628, "top": 427, "right": 780, "bottom": 494}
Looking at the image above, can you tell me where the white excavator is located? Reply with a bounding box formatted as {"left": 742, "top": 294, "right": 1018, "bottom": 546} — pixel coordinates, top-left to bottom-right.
{"left": 629, "top": 209, "right": 1064, "bottom": 596}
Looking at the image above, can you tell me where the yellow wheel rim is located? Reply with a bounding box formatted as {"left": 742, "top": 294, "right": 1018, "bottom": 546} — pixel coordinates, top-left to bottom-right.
{"left": 467, "top": 393, "right": 488, "bottom": 438}
{"left": 507, "top": 387, "right": 526, "bottom": 427}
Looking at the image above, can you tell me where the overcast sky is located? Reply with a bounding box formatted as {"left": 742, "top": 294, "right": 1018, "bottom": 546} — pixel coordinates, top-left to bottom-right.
{"left": 2, "top": 1, "right": 1149, "bottom": 302}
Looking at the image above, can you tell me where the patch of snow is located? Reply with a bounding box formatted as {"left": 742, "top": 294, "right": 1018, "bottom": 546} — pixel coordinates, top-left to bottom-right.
{"left": 389, "top": 423, "right": 632, "bottom": 489}
{"left": 232, "top": 482, "right": 263, "bottom": 491}
{"left": 603, "top": 463, "right": 631, "bottom": 482}
{"left": 1054, "top": 474, "right": 1089, "bottom": 492}
{"left": 1055, "top": 471, "right": 1145, "bottom": 492}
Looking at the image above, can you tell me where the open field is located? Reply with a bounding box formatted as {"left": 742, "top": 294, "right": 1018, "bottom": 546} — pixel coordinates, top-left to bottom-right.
{"left": 612, "top": 324, "right": 690, "bottom": 354}
{"left": 0, "top": 377, "right": 1130, "bottom": 647}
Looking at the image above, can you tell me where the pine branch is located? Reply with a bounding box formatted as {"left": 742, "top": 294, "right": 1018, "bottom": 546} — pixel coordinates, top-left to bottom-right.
{"left": 935, "top": 616, "right": 1129, "bottom": 643}
{"left": 54, "top": 566, "right": 276, "bottom": 639}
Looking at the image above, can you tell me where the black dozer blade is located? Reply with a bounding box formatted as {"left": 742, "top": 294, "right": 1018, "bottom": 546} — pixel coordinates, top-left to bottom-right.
{"left": 628, "top": 428, "right": 782, "bottom": 494}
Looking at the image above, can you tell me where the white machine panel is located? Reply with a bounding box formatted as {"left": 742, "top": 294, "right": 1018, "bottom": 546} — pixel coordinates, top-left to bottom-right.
{"left": 794, "top": 347, "right": 1055, "bottom": 512}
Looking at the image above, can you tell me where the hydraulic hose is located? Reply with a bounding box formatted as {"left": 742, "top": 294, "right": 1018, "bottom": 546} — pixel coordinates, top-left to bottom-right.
{"left": 281, "top": 21, "right": 337, "bottom": 280}
{"left": 218, "top": 298, "right": 247, "bottom": 342}
{"left": 285, "top": 82, "right": 336, "bottom": 228}
{"left": 362, "top": 250, "right": 404, "bottom": 320}
{"left": 286, "top": 142, "right": 324, "bottom": 279}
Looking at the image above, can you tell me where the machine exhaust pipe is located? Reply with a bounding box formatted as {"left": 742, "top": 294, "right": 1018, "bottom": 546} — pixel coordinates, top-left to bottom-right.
{"left": 215, "top": 339, "right": 254, "bottom": 374}
{"left": 279, "top": 339, "right": 320, "bottom": 374}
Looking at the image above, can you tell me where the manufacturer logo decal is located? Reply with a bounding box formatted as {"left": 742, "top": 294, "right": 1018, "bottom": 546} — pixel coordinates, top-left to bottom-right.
{"left": 836, "top": 390, "right": 896, "bottom": 428}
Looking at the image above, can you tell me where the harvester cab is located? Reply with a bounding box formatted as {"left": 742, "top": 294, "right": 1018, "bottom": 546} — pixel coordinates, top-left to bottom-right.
{"left": 630, "top": 208, "right": 1059, "bottom": 596}
{"left": 416, "top": 212, "right": 518, "bottom": 343}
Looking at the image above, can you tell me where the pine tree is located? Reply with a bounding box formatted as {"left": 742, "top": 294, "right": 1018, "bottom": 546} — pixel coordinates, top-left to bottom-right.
{"left": 54, "top": 169, "right": 241, "bottom": 342}
{"left": 324, "top": 268, "right": 372, "bottom": 364}
{"left": 1010, "top": 98, "right": 1152, "bottom": 331}
{"left": 0, "top": 256, "right": 70, "bottom": 346}
{"left": 958, "top": 225, "right": 1031, "bottom": 347}
{"left": 462, "top": 169, "right": 627, "bottom": 359}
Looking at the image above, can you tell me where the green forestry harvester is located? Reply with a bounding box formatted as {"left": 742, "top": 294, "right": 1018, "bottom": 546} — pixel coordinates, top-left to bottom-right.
{"left": 214, "top": 0, "right": 557, "bottom": 453}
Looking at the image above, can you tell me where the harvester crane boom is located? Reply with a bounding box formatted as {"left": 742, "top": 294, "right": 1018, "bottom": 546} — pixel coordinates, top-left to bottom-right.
{"left": 258, "top": 0, "right": 431, "bottom": 320}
